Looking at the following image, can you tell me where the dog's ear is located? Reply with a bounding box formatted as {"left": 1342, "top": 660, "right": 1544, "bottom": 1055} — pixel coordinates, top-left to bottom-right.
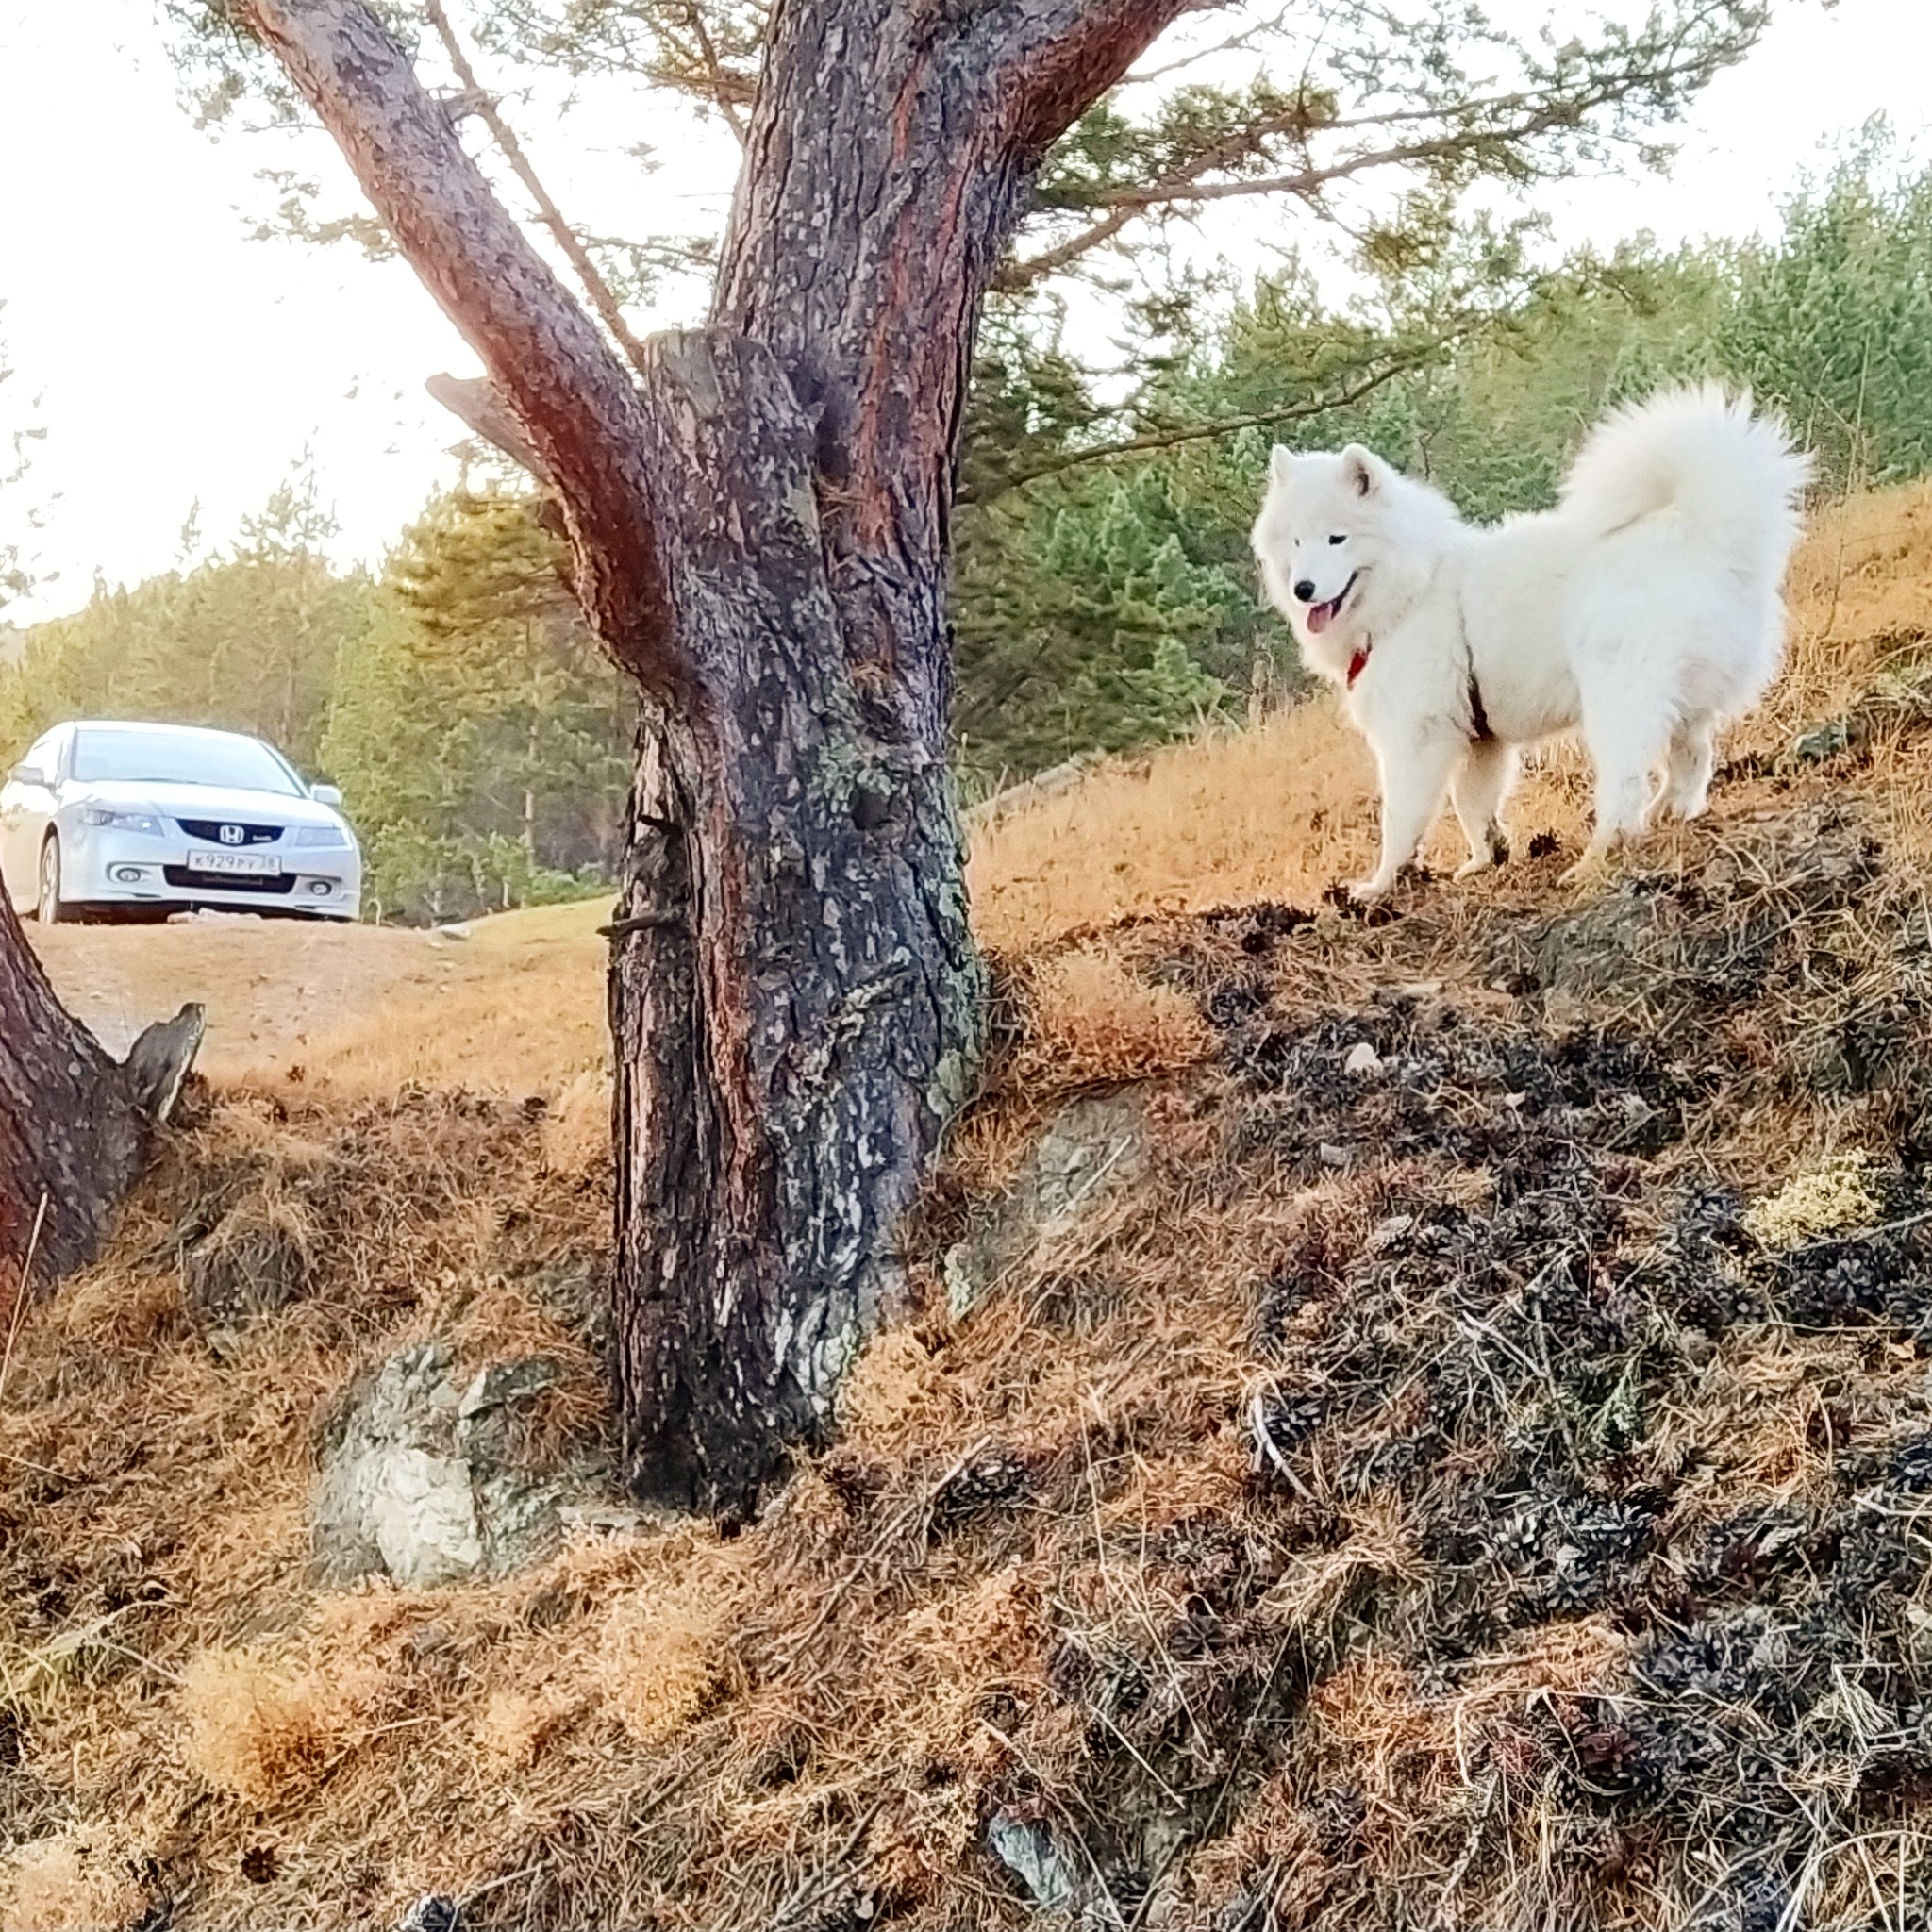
{"left": 1267, "top": 444, "right": 1298, "bottom": 488}
{"left": 1340, "top": 444, "right": 1380, "bottom": 498}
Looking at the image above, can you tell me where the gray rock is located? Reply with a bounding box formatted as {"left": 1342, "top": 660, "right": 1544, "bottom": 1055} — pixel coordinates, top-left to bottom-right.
{"left": 458, "top": 1357, "right": 560, "bottom": 1425}
{"left": 1790, "top": 716, "right": 1854, "bottom": 766}
{"left": 397, "top": 1895, "right": 461, "bottom": 1932}
{"left": 987, "top": 1810, "right": 1083, "bottom": 1914}
{"left": 1484, "top": 806, "right": 1877, "bottom": 1023}
{"left": 945, "top": 1092, "right": 1146, "bottom": 1320}
{"left": 313, "top": 1341, "right": 606, "bottom": 1589}
{"left": 369, "top": 1444, "right": 483, "bottom": 1587}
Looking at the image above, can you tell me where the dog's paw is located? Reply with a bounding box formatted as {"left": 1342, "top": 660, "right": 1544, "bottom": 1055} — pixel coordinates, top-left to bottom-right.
{"left": 1558, "top": 850, "right": 1615, "bottom": 889}
{"left": 1344, "top": 877, "right": 1391, "bottom": 905}
{"left": 1454, "top": 853, "right": 1499, "bottom": 881}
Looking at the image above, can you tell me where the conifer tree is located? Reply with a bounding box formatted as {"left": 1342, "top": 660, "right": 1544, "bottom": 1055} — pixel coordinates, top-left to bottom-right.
{"left": 323, "top": 486, "right": 633, "bottom": 919}
{"left": 163, "top": 0, "right": 1766, "bottom": 1513}
{"left": 0, "top": 470, "right": 374, "bottom": 772}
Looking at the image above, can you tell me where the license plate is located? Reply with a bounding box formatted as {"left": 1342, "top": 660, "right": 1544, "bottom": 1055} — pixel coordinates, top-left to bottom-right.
{"left": 189, "top": 850, "right": 282, "bottom": 877}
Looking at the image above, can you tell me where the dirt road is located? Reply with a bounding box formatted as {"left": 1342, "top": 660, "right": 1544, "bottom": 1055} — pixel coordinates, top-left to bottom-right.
{"left": 26, "top": 902, "right": 608, "bottom": 1091}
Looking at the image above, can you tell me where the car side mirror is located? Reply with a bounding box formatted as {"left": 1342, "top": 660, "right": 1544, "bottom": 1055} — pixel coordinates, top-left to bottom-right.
{"left": 310, "top": 783, "right": 344, "bottom": 808}
{"left": 8, "top": 763, "right": 46, "bottom": 788}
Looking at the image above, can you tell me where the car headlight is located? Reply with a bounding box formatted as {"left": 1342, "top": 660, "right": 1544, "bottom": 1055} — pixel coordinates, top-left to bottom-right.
{"left": 79, "top": 807, "right": 162, "bottom": 835}
{"left": 290, "top": 825, "right": 352, "bottom": 849}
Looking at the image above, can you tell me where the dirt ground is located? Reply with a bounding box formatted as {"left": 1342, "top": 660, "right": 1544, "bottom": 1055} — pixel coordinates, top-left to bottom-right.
{"left": 25, "top": 900, "right": 609, "bottom": 1091}
{"left": 30, "top": 914, "right": 449, "bottom": 1070}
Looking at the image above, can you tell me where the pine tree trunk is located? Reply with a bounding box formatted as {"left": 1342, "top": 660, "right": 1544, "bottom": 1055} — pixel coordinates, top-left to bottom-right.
{"left": 608, "top": 332, "right": 980, "bottom": 1513}
{"left": 607, "top": 3, "right": 1024, "bottom": 1509}
{"left": 0, "top": 894, "right": 147, "bottom": 1313}
{"left": 238, "top": 0, "right": 1188, "bottom": 1518}
{"left": 606, "top": 4, "right": 1191, "bottom": 1514}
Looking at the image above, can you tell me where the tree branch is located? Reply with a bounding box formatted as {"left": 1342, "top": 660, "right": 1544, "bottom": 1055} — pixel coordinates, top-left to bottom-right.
{"left": 476, "top": 0, "right": 763, "bottom": 125}
{"left": 424, "top": 370, "right": 554, "bottom": 482}
{"left": 423, "top": 0, "right": 653, "bottom": 376}
{"left": 1121, "top": 7, "right": 1293, "bottom": 87}
{"left": 1004, "top": 28, "right": 1760, "bottom": 286}
{"left": 236, "top": 0, "right": 684, "bottom": 691}
{"left": 1092, "top": 59, "right": 1727, "bottom": 213}
{"left": 678, "top": 1, "right": 748, "bottom": 143}
{"left": 958, "top": 339, "right": 1456, "bottom": 504}
{"left": 991, "top": 0, "right": 1206, "bottom": 162}
{"left": 1001, "top": 92, "right": 1368, "bottom": 288}
{"left": 996, "top": 203, "right": 1141, "bottom": 291}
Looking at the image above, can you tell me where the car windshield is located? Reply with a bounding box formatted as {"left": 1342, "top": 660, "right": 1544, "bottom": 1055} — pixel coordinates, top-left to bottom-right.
{"left": 71, "top": 727, "right": 304, "bottom": 796}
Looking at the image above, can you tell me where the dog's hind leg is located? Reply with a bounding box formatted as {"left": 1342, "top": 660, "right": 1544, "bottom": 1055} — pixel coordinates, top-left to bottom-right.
{"left": 1450, "top": 739, "right": 1518, "bottom": 878}
{"left": 1350, "top": 730, "right": 1463, "bottom": 902}
{"left": 1658, "top": 715, "right": 1717, "bottom": 821}
{"left": 1565, "top": 679, "right": 1675, "bottom": 883}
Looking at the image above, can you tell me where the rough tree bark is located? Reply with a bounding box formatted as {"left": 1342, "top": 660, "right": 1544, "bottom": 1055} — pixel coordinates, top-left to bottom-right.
{"left": 0, "top": 893, "right": 142, "bottom": 1299}
{"left": 241, "top": 0, "right": 1190, "bottom": 1516}
{"left": 0, "top": 893, "right": 203, "bottom": 1317}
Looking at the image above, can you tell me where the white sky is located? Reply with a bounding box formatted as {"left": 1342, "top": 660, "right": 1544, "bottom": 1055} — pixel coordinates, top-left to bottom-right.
{"left": 2, "top": 0, "right": 1930, "bottom": 625}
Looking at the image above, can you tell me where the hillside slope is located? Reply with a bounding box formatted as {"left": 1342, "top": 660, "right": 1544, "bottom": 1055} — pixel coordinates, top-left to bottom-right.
{"left": 9, "top": 486, "right": 1932, "bottom": 1930}
{"left": 29, "top": 485, "right": 1932, "bottom": 1090}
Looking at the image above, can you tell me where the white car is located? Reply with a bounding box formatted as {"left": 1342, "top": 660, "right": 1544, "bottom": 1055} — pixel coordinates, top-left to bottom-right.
{"left": 0, "top": 720, "right": 362, "bottom": 924}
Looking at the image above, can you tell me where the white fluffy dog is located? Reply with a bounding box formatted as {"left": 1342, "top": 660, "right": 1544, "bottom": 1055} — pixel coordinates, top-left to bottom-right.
{"left": 1251, "top": 385, "right": 1811, "bottom": 899}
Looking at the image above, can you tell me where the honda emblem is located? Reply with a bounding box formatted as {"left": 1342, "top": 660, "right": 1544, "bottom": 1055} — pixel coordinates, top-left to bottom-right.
{"left": 219, "top": 824, "right": 244, "bottom": 846}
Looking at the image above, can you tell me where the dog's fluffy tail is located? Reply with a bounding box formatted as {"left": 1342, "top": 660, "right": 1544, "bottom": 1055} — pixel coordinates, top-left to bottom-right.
{"left": 1558, "top": 383, "right": 1812, "bottom": 579}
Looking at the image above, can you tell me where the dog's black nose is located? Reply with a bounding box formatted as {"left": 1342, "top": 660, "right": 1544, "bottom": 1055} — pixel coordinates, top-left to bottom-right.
{"left": 1292, "top": 578, "right": 1316, "bottom": 602}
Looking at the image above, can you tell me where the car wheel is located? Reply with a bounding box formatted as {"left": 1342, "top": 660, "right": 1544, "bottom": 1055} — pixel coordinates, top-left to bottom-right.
{"left": 37, "top": 836, "right": 65, "bottom": 925}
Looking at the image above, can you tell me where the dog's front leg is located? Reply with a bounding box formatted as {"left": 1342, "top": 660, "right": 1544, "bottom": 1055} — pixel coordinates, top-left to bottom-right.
{"left": 1451, "top": 739, "right": 1518, "bottom": 877}
{"left": 1349, "top": 731, "right": 1462, "bottom": 902}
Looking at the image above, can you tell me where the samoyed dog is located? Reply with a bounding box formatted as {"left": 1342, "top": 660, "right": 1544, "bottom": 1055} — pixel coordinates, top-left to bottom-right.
{"left": 1251, "top": 386, "right": 1811, "bottom": 900}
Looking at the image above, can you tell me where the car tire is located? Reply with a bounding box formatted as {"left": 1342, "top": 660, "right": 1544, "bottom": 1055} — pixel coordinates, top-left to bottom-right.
{"left": 37, "top": 836, "right": 65, "bottom": 925}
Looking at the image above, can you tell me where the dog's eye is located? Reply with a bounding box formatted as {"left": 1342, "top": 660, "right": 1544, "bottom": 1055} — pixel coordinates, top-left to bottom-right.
{"left": 1327, "top": 533, "right": 1346, "bottom": 545}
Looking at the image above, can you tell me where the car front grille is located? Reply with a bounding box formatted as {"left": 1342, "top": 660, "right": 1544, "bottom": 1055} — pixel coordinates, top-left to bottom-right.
{"left": 176, "top": 819, "right": 282, "bottom": 847}
{"left": 163, "top": 866, "right": 296, "bottom": 896}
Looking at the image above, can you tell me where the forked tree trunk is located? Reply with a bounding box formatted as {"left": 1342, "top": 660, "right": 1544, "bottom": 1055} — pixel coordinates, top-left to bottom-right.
{"left": 0, "top": 895, "right": 149, "bottom": 1311}
{"left": 242, "top": 0, "right": 1187, "bottom": 1517}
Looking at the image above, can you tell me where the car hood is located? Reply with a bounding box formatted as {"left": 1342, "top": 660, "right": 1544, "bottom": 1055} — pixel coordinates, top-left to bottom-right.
{"left": 72, "top": 778, "right": 353, "bottom": 833}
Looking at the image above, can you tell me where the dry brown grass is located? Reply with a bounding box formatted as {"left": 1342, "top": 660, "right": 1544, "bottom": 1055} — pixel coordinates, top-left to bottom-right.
{"left": 0, "top": 1078, "right": 1302, "bottom": 1926}
{"left": 2, "top": 1827, "right": 146, "bottom": 1932}
{"left": 0, "top": 1085, "right": 631, "bottom": 1927}
{"left": 292, "top": 899, "right": 610, "bottom": 1096}
{"left": 9, "top": 483, "right": 1932, "bottom": 1928}
{"left": 178, "top": 1641, "right": 390, "bottom": 1808}
{"left": 27, "top": 896, "right": 610, "bottom": 1096}
{"left": 475, "top": 1681, "right": 580, "bottom": 1773}
{"left": 971, "top": 703, "right": 1382, "bottom": 952}
{"left": 596, "top": 1582, "right": 736, "bottom": 1747}
{"left": 840, "top": 1327, "right": 954, "bottom": 1446}
{"left": 540, "top": 1066, "right": 612, "bottom": 1175}
{"left": 1006, "top": 944, "right": 1217, "bottom": 1092}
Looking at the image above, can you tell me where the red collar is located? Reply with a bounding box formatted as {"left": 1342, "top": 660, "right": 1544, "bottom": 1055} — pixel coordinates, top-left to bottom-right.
{"left": 1346, "top": 640, "right": 1372, "bottom": 688}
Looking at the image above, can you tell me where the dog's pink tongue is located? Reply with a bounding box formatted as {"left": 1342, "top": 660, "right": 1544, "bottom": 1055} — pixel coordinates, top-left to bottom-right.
{"left": 1307, "top": 600, "right": 1335, "bottom": 635}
